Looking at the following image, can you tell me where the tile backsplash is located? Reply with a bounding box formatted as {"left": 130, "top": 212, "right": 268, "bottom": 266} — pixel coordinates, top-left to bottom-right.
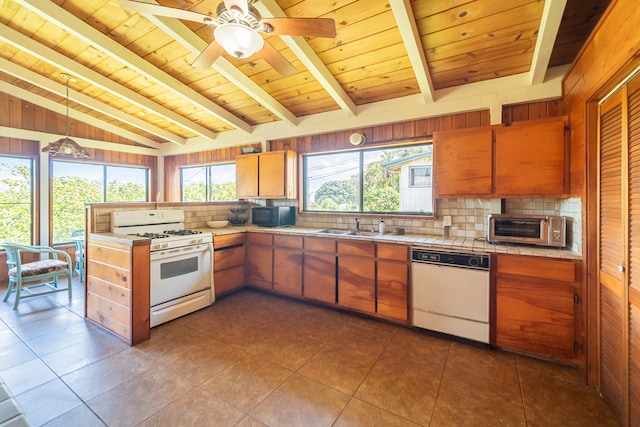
{"left": 90, "top": 197, "right": 582, "bottom": 254}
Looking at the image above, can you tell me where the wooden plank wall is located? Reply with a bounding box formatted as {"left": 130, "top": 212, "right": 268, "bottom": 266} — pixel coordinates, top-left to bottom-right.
{"left": 502, "top": 100, "right": 562, "bottom": 124}
{"left": 0, "top": 93, "right": 142, "bottom": 146}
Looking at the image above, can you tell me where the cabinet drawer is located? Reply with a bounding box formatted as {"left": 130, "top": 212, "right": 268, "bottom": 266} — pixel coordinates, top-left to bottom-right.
{"left": 304, "top": 237, "right": 336, "bottom": 253}
{"left": 214, "top": 233, "right": 245, "bottom": 249}
{"left": 274, "top": 234, "right": 303, "bottom": 248}
{"left": 497, "top": 254, "right": 577, "bottom": 283}
{"left": 377, "top": 243, "right": 409, "bottom": 261}
{"left": 338, "top": 240, "right": 375, "bottom": 257}
{"left": 214, "top": 265, "right": 245, "bottom": 296}
{"left": 214, "top": 245, "right": 246, "bottom": 271}
{"left": 247, "top": 233, "right": 273, "bottom": 246}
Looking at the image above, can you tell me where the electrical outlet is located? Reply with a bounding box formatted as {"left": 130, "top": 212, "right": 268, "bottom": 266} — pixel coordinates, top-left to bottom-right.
{"left": 443, "top": 215, "right": 452, "bottom": 227}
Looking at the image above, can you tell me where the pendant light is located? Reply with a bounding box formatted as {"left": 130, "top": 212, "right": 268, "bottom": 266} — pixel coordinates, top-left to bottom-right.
{"left": 42, "top": 74, "right": 90, "bottom": 159}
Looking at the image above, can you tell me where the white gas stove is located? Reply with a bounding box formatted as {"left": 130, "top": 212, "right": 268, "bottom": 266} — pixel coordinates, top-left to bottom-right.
{"left": 111, "top": 210, "right": 214, "bottom": 327}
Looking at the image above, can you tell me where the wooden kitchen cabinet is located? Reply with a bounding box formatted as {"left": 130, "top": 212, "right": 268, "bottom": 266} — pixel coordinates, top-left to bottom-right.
{"left": 246, "top": 232, "right": 273, "bottom": 290}
{"left": 376, "top": 243, "right": 409, "bottom": 322}
{"left": 273, "top": 234, "right": 303, "bottom": 296}
{"left": 303, "top": 237, "right": 337, "bottom": 304}
{"left": 434, "top": 126, "right": 493, "bottom": 197}
{"left": 337, "top": 240, "right": 376, "bottom": 314}
{"left": 494, "top": 117, "right": 567, "bottom": 196}
{"left": 433, "top": 117, "right": 567, "bottom": 197}
{"left": 235, "top": 150, "right": 297, "bottom": 199}
{"left": 495, "top": 254, "right": 579, "bottom": 363}
{"left": 213, "top": 233, "right": 246, "bottom": 297}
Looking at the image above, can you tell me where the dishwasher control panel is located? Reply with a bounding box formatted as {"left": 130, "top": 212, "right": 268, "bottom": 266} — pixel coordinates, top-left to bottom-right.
{"left": 411, "top": 248, "right": 490, "bottom": 270}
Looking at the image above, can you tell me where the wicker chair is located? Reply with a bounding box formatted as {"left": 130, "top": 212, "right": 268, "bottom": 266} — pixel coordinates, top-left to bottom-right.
{"left": 2, "top": 242, "right": 72, "bottom": 310}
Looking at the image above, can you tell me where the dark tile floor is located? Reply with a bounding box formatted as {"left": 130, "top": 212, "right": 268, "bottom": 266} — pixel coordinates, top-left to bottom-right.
{"left": 0, "top": 278, "right": 620, "bottom": 426}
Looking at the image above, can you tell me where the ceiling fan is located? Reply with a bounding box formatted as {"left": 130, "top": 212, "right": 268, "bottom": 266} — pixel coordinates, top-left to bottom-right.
{"left": 120, "top": 0, "right": 337, "bottom": 76}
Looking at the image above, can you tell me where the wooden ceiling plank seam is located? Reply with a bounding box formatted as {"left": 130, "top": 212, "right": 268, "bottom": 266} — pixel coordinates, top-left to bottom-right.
{"left": 389, "top": 0, "right": 434, "bottom": 103}
{"left": 0, "top": 22, "right": 210, "bottom": 143}
{"left": 529, "top": 0, "right": 567, "bottom": 85}
{"left": 256, "top": 0, "right": 357, "bottom": 117}
{"left": 13, "top": 0, "right": 249, "bottom": 136}
{"left": 0, "top": 56, "right": 178, "bottom": 147}
{"left": 142, "top": 12, "right": 299, "bottom": 127}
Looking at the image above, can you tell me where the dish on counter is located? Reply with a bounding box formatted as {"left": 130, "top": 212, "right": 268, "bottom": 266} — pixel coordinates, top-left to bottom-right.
{"left": 207, "top": 220, "right": 229, "bottom": 228}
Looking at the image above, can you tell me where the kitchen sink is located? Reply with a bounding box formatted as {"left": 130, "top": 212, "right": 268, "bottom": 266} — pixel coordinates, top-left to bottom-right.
{"left": 314, "top": 229, "right": 353, "bottom": 235}
{"left": 349, "top": 230, "right": 382, "bottom": 237}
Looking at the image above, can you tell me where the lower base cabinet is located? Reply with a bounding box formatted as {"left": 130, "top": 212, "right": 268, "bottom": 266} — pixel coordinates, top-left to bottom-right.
{"left": 246, "top": 233, "right": 273, "bottom": 290}
{"left": 376, "top": 243, "right": 409, "bottom": 321}
{"left": 213, "top": 233, "right": 246, "bottom": 297}
{"left": 273, "top": 235, "right": 303, "bottom": 296}
{"left": 495, "top": 254, "right": 579, "bottom": 363}
{"left": 303, "top": 237, "right": 336, "bottom": 304}
{"left": 337, "top": 240, "right": 376, "bottom": 314}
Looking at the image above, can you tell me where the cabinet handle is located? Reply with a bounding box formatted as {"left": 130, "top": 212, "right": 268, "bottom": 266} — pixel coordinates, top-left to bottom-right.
{"left": 618, "top": 265, "right": 625, "bottom": 273}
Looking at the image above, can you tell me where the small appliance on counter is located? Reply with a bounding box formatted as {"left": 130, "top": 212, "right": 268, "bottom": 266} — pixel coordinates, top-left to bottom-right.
{"left": 487, "top": 214, "right": 566, "bottom": 248}
{"left": 252, "top": 206, "right": 296, "bottom": 227}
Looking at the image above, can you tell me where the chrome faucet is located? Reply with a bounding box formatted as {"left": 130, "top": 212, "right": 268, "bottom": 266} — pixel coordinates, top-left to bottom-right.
{"left": 354, "top": 217, "right": 360, "bottom": 231}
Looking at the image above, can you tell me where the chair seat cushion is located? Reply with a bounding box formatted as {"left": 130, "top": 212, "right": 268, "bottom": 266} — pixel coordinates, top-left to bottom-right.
{"left": 8, "top": 259, "right": 68, "bottom": 278}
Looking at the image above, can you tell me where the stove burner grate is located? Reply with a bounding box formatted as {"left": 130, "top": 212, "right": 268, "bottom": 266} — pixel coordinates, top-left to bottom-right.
{"left": 130, "top": 232, "right": 170, "bottom": 239}
{"left": 164, "top": 229, "right": 202, "bottom": 236}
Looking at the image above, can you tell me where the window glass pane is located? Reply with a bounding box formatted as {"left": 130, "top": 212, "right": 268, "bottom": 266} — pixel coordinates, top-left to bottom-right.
{"left": 303, "top": 144, "right": 433, "bottom": 215}
{"left": 0, "top": 156, "right": 33, "bottom": 245}
{"left": 210, "top": 163, "right": 236, "bottom": 201}
{"left": 180, "top": 163, "right": 237, "bottom": 201}
{"left": 182, "top": 166, "right": 207, "bottom": 202}
{"left": 52, "top": 162, "right": 103, "bottom": 244}
{"left": 106, "top": 166, "right": 147, "bottom": 202}
{"left": 305, "top": 151, "right": 360, "bottom": 211}
{"left": 52, "top": 161, "right": 149, "bottom": 244}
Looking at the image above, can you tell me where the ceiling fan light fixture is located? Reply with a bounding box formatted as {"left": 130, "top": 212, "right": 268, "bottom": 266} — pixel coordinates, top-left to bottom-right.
{"left": 214, "top": 22, "right": 264, "bottom": 59}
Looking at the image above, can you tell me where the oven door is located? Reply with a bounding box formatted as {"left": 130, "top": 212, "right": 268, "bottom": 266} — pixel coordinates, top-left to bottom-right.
{"left": 150, "top": 243, "right": 213, "bottom": 306}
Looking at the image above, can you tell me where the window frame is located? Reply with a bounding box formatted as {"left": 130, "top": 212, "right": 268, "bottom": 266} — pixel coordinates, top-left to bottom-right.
{"left": 408, "top": 165, "right": 432, "bottom": 188}
{"left": 301, "top": 142, "right": 434, "bottom": 217}
{"left": 179, "top": 162, "right": 237, "bottom": 202}
{"left": 0, "top": 153, "right": 37, "bottom": 246}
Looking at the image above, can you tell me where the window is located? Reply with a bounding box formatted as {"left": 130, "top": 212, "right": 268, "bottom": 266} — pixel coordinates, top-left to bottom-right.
{"left": 0, "top": 156, "right": 34, "bottom": 245}
{"left": 181, "top": 163, "right": 236, "bottom": 202}
{"left": 409, "top": 166, "right": 432, "bottom": 187}
{"left": 52, "top": 161, "right": 148, "bottom": 244}
{"left": 303, "top": 144, "right": 433, "bottom": 215}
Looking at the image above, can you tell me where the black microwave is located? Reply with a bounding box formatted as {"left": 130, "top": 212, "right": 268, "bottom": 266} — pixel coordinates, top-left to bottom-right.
{"left": 252, "top": 206, "right": 296, "bottom": 227}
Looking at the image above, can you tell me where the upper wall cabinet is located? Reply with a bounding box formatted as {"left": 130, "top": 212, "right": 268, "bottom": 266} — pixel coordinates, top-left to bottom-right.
{"left": 433, "top": 117, "right": 567, "bottom": 198}
{"left": 236, "top": 150, "right": 297, "bottom": 199}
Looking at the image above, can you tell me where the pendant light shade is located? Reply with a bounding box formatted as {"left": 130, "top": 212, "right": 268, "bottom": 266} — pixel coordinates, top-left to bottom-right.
{"left": 214, "top": 23, "right": 264, "bottom": 59}
{"left": 42, "top": 74, "right": 90, "bottom": 159}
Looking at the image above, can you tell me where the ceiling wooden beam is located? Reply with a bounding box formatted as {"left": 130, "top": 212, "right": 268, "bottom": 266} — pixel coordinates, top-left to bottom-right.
{"left": 529, "top": 0, "right": 567, "bottom": 85}
{"left": 389, "top": 0, "right": 435, "bottom": 103}
{"left": 0, "top": 59, "right": 171, "bottom": 148}
{"left": 0, "top": 23, "right": 214, "bottom": 143}
{"left": 142, "top": 12, "right": 300, "bottom": 126}
{"left": 256, "top": 0, "right": 358, "bottom": 117}
{"left": 14, "top": 0, "right": 252, "bottom": 136}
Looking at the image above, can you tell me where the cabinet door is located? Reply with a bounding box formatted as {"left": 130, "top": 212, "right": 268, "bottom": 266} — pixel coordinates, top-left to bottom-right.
{"left": 273, "top": 235, "right": 303, "bottom": 296}
{"left": 246, "top": 233, "right": 273, "bottom": 290}
{"left": 434, "top": 126, "right": 493, "bottom": 197}
{"left": 236, "top": 154, "right": 259, "bottom": 198}
{"left": 259, "top": 151, "right": 287, "bottom": 198}
{"left": 377, "top": 260, "right": 408, "bottom": 321}
{"left": 338, "top": 255, "right": 375, "bottom": 314}
{"left": 303, "top": 252, "right": 336, "bottom": 303}
{"left": 494, "top": 117, "right": 566, "bottom": 196}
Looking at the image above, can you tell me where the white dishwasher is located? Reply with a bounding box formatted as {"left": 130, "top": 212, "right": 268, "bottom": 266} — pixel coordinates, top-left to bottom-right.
{"left": 411, "top": 247, "right": 490, "bottom": 343}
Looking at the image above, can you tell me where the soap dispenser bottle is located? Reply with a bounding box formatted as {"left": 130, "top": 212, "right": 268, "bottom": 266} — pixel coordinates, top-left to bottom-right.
{"left": 378, "top": 218, "right": 386, "bottom": 234}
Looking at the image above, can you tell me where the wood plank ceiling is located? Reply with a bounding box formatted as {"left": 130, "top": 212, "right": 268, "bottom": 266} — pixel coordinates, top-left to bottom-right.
{"left": 0, "top": 0, "right": 609, "bottom": 150}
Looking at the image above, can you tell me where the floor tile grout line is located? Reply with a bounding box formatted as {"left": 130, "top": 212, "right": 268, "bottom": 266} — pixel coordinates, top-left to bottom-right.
{"left": 427, "top": 340, "right": 452, "bottom": 427}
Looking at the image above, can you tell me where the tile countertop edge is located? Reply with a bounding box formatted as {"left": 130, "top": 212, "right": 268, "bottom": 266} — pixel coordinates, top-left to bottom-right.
{"left": 201, "top": 225, "right": 582, "bottom": 260}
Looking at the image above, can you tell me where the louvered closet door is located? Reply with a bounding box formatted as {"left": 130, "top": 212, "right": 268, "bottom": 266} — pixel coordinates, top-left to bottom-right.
{"left": 627, "top": 76, "right": 640, "bottom": 427}
{"left": 598, "top": 89, "right": 627, "bottom": 424}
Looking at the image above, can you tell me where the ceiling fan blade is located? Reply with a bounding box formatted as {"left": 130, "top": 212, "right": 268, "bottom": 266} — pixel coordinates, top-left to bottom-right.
{"left": 262, "top": 18, "right": 336, "bottom": 38}
{"left": 120, "top": 0, "right": 217, "bottom": 26}
{"left": 224, "top": 0, "right": 249, "bottom": 16}
{"left": 192, "top": 41, "right": 226, "bottom": 68}
{"left": 260, "top": 41, "right": 297, "bottom": 76}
